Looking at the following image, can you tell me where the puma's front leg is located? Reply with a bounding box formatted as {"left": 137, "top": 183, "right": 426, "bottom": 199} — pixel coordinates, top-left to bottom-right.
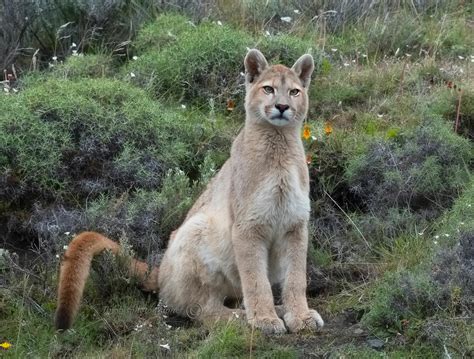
{"left": 281, "top": 223, "right": 324, "bottom": 333}
{"left": 232, "top": 224, "right": 286, "bottom": 334}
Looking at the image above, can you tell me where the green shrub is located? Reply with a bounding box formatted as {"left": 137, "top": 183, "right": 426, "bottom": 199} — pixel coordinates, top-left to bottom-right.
{"left": 345, "top": 119, "right": 471, "bottom": 216}
{"left": 51, "top": 54, "right": 115, "bottom": 79}
{"left": 127, "top": 22, "right": 252, "bottom": 106}
{"left": 134, "top": 13, "right": 192, "bottom": 52}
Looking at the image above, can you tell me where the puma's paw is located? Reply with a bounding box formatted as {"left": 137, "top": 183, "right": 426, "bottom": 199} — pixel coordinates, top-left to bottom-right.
{"left": 283, "top": 309, "right": 324, "bottom": 333}
{"left": 250, "top": 316, "right": 287, "bottom": 335}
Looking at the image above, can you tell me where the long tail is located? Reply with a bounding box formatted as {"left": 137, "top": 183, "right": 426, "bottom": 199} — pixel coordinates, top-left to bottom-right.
{"left": 55, "top": 231, "right": 159, "bottom": 330}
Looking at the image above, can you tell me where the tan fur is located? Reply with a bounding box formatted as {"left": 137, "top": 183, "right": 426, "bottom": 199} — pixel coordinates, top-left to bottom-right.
{"left": 55, "top": 50, "right": 324, "bottom": 334}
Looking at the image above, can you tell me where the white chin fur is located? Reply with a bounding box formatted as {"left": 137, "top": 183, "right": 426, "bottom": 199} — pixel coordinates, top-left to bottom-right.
{"left": 268, "top": 118, "right": 290, "bottom": 127}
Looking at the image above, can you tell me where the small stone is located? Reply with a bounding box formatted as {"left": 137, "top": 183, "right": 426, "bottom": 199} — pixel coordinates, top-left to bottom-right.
{"left": 367, "top": 338, "right": 384, "bottom": 350}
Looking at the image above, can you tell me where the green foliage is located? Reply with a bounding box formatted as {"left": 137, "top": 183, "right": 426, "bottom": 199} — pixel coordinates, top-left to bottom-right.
{"left": 134, "top": 13, "right": 192, "bottom": 52}
{"left": 128, "top": 21, "right": 252, "bottom": 105}
{"left": 195, "top": 322, "right": 297, "bottom": 358}
{"left": 51, "top": 54, "right": 115, "bottom": 79}
{"left": 345, "top": 119, "right": 471, "bottom": 216}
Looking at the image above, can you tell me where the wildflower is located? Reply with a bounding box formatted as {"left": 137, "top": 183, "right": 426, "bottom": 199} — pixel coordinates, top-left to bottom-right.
{"left": 324, "top": 122, "right": 333, "bottom": 135}
{"left": 280, "top": 16, "right": 292, "bottom": 23}
{"left": 293, "top": 9, "right": 300, "bottom": 14}
{"left": 181, "top": 104, "right": 186, "bottom": 109}
{"left": 132, "top": 56, "right": 138, "bottom": 61}
{"left": 160, "top": 344, "right": 171, "bottom": 350}
{"left": 264, "top": 30, "right": 271, "bottom": 37}
{"left": 458, "top": 56, "right": 464, "bottom": 60}
{"left": 302, "top": 124, "right": 311, "bottom": 140}
{"left": 0, "top": 342, "right": 11, "bottom": 349}
{"left": 64, "top": 232, "right": 70, "bottom": 235}
{"left": 63, "top": 245, "right": 68, "bottom": 250}
{"left": 52, "top": 56, "right": 58, "bottom": 61}
{"left": 343, "top": 63, "right": 350, "bottom": 67}
{"left": 217, "top": 20, "right": 223, "bottom": 26}
{"left": 226, "top": 99, "right": 235, "bottom": 111}
{"left": 71, "top": 42, "right": 77, "bottom": 48}
{"left": 72, "top": 50, "right": 78, "bottom": 56}
{"left": 331, "top": 48, "right": 338, "bottom": 52}
{"left": 130, "top": 72, "right": 136, "bottom": 78}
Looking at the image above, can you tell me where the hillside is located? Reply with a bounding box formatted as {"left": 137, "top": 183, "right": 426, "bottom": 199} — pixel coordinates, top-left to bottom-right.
{"left": 0, "top": 1, "right": 473, "bottom": 357}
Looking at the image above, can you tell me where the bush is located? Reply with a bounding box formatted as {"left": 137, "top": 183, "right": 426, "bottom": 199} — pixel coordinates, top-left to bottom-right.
{"left": 127, "top": 21, "right": 252, "bottom": 106}
{"left": 133, "top": 13, "right": 192, "bottom": 53}
{"left": 345, "top": 119, "right": 471, "bottom": 216}
{"left": 51, "top": 54, "right": 115, "bottom": 79}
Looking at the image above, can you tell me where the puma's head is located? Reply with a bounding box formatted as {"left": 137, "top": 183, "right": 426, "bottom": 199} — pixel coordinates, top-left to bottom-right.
{"left": 244, "top": 49, "right": 314, "bottom": 128}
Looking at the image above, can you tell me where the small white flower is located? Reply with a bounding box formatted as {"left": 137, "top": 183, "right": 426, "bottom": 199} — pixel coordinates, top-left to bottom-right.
{"left": 293, "top": 9, "right": 300, "bottom": 14}
{"left": 311, "top": 136, "right": 317, "bottom": 141}
{"left": 433, "top": 240, "right": 438, "bottom": 245}
{"left": 331, "top": 48, "right": 338, "bottom": 52}
{"left": 458, "top": 55, "right": 464, "bottom": 60}
{"left": 181, "top": 104, "right": 186, "bottom": 109}
{"left": 418, "top": 232, "right": 424, "bottom": 236}
{"left": 232, "top": 311, "right": 240, "bottom": 319}
{"left": 64, "top": 232, "right": 70, "bottom": 235}
{"left": 130, "top": 72, "right": 136, "bottom": 78}
{"left": 352, "top": 59, "right": 356, "bottom": 63}
{"left": 160, "top": 344, "right": 170, "bottom": 350}
{"left": 52, "top": 56, "right": 58, "bottom": 61}
{"left": 56, "top": 254, "right": 60, "bottom": 258}
{"left": 72, "top": 50, "right": 78, "bottom": 56}
{"left": 362, "top": 54, "right": 367, "bottom": 58}
{"left": 343, "top": 62, "right": 350, "bottom": 67}
{"left": 468, "top": 204, "right": 472, "bottom": 207}
{"left": 444, "top": 234, "right": 450, "bottom": 237}
{"left": 405, "top": 53, "right": 412, "bottom": 57}
{"left": 217, "top": 20, "right": 223, "bottom": 26}
{"left": 63, "top": 245, "right": 68, "bottom": 250}
{"left": 132, "top": 56, "right": 138, "bottom": 61}
{"left": 3, "top": 88, "right": 9, "bottom": 93}
{"left": 280, "top": 16, "right": 292, "bottom": 23}
{"left": 166, "top": 324, "right": 172, "bottom": 329}
{"left": 265, "top": 30, "right": 271, "bottom": 37}
{"left": 377, "top": 114, "right": 384, "bottom": 118}
{"left": 435, "top": 235, "right": 440, "bottom": 239}
{"left": 12, "top": 88, "right": 18, "bottom": 93}
{"left": 460, "top": 222, "right": 465, "bottom": 225}
{"left": 240, "top": 72, "right": 245, "bottom": 77}
{"left": 71, "top": 42, "right": 77, "bottom": 48}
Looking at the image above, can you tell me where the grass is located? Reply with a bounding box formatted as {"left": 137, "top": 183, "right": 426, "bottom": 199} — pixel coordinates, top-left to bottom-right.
{"left": 1, "top": 3, "right": 473, "bottom": 358}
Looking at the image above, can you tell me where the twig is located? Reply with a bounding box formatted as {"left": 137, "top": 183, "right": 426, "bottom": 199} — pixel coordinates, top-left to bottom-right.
{"left": 323, "top": 190, "right": 371, "bottom": 250}
{"left": 454, "top": 89, "right": 463, "bottom": 134}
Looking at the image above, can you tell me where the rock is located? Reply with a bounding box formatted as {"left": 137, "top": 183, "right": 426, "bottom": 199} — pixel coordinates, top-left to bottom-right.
{"left": 367, "top": 338, "right": 385, "bottom": 350}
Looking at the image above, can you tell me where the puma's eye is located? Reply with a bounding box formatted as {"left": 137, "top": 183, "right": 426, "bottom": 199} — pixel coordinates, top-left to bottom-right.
{"left": 263, "top": 86, "right": 274, "bottom": 94}
{"left": 289, "top": 89, "right": 300, "bottom": 96}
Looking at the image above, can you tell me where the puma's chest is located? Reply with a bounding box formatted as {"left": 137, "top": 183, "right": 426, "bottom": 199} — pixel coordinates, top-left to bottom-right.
{"left": 248, "top": 168, "right": 310, "bottom": 229}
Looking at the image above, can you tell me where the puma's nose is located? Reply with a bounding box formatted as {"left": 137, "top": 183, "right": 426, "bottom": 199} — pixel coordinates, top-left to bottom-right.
{"left": 275, "top": 104, "right": 289, "bottom": 114}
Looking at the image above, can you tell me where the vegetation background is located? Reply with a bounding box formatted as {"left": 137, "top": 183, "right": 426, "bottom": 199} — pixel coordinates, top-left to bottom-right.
{"left": 0, "top": 0, "right": 472, "bottom": 357}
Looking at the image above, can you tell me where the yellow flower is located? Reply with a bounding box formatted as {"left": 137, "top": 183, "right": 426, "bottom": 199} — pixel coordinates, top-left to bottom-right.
{"left": 0, "top": 342, "right": 12, "bottom": 349}
{"left": 302, "top": 123, "right": 311, "bottom": 140}
{"left": 324, "top": 122, "right": 333, "bottom": 135}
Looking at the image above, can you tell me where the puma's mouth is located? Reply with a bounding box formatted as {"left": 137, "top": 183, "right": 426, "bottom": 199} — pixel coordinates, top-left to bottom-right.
{"left": 269, "top": 117, "right": 290, "bottom": 126}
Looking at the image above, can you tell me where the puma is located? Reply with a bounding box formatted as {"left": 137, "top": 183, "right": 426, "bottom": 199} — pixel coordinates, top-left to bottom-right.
{"left": 55, "top": 49, "right": 324, "bottom": 334}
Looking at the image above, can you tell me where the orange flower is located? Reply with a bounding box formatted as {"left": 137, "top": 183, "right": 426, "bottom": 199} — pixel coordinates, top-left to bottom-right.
{"left": 226, "top": 99, "right": 235, "bottom": 111}
{"left": 302, "top": 123, "right": 311, "bottom": 140}
{"left": 324, "top": 122, "right": 333, "bottom": 135}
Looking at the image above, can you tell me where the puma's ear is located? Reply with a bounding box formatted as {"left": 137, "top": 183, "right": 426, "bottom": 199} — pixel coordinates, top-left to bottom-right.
{"left": 244, "top": 49, "right": 268, "bottom": 83}
{"left": 291, "top": 54, "right": 314, "bottom": 88}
